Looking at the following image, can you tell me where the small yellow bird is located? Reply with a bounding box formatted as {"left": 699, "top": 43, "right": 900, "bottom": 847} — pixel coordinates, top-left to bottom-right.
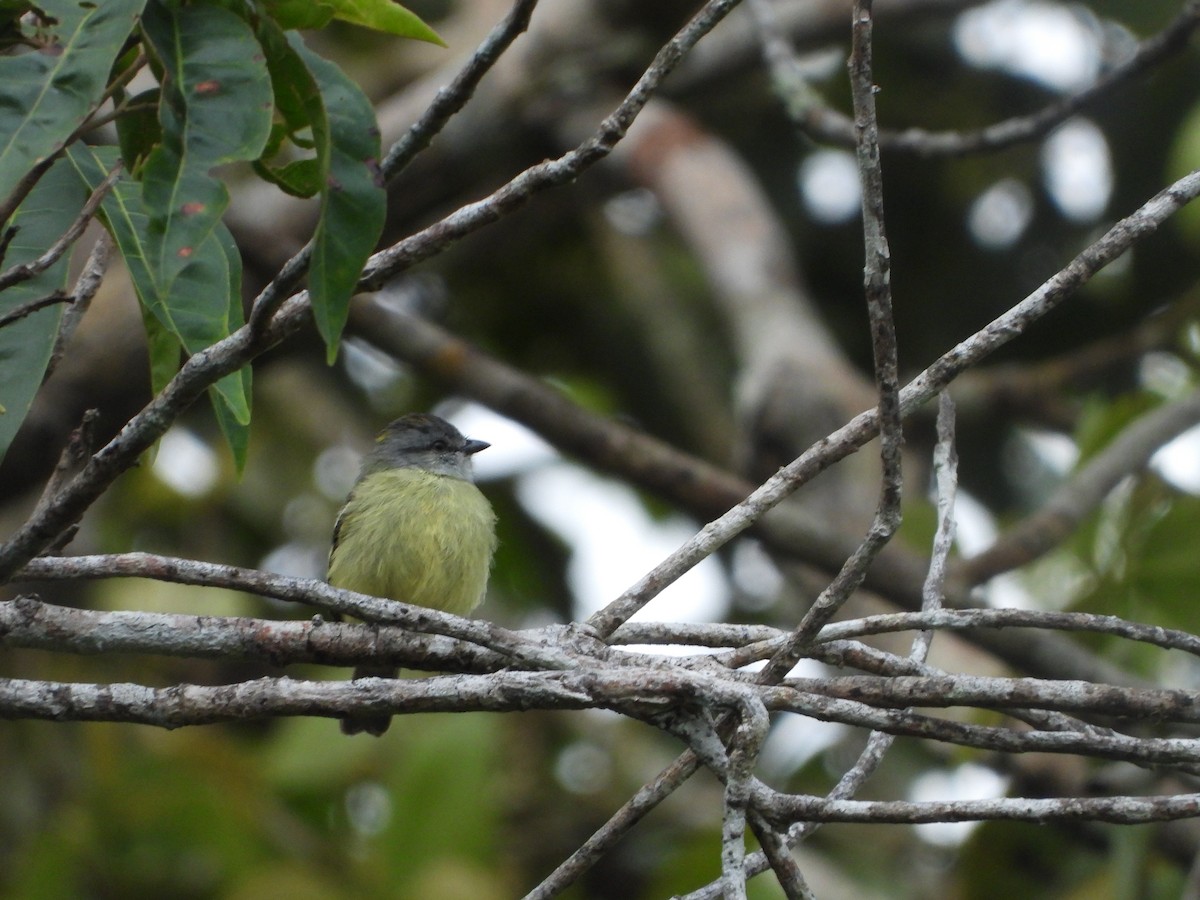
{"left": 328, "top": 413, "right": 497, "bottom": 735}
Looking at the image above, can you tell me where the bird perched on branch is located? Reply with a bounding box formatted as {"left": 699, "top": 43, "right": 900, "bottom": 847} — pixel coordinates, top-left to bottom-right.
{"left": 328, "top": 413, "right": 497, "bottom": 735}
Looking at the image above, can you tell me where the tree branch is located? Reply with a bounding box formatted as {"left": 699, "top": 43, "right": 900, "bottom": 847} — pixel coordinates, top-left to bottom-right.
{"left": 759, "top": 0, "right": 1200, "bottom": 157}
{"left": 0, "top": 595, "right": 510, "bottom": 671}
{"left": 765, "top": 792, "right": 1200, "bottom": 826}
{"left": 16, "top": 553, "right": 583, "bottom": 670}
{"left": 0, "top": 162, "right": 121, "bottom": 294}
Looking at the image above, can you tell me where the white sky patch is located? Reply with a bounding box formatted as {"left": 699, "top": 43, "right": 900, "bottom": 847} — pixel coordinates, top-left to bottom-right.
{"left": 1041, "top": 118, "right": 1112, "bottom": 223}
{"left": 985, "top": 571, "right": 1039, "bottom": 609}
{"left": 954, "top": 0, "right": 1101, "bottom": 92}
{"left": 152, "top": 426, "right": 219, "bottom": 498}
{"left": 1153, "top": 426, "right": 1200, "bottom": 495}
{"left": 947, "top": 489, "right": 999, "bottom": 558}
{"left": 967, "top": 178, "right": 1034, "bottom": 250}
{"left": 1018, "top": 428, "right": 1080, "bottom": 477}
{"left": 1187, "top": 323, "right": 1200, "bottom": 358}
{"left": 798, "top": 149, "right": 861, "bottom": 225}
{"left": 1001, "top": 428, "right": 1079, "bottom": 522}
{"left": 911, "top": 763, "right": 1009, "bottom": 846}
{"left": 517, "top": 463, "right": 729, "bottom": 625}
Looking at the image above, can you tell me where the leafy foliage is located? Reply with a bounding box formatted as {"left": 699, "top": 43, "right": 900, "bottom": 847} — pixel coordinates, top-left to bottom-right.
{"left": 0, "top": 0, "right": 425, "bottom": 464}
{"left": 0, "top": 159, "right": 86, "bottom": 455}
{"left": 0, "top": 0, "right": 143, "bottom": 204}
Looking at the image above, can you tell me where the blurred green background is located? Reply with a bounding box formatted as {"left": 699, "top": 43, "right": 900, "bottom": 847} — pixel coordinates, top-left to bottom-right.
{"left": 5, "top": 0, "right": 1200, "bottom": 896}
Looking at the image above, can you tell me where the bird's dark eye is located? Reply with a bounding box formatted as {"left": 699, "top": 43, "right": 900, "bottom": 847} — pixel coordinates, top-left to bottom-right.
{"left": 431, "top": 439, "right": 449, "bottom": 452}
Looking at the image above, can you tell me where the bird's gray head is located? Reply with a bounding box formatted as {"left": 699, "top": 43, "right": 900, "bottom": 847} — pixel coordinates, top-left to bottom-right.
{"left": 360, "top": 413, "right": 489, "bottom": 481}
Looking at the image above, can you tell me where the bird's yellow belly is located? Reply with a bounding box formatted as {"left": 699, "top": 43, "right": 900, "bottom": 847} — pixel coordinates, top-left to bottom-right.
{"left": 327, "top": 469, "right": 496, "bottom": 614}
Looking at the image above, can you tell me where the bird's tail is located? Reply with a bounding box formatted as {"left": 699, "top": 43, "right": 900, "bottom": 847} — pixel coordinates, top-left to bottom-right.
{"left": 340, "top": 665, "right": 400, "bottom": 736}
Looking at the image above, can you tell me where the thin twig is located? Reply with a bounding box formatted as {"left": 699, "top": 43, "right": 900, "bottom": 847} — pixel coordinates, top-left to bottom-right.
{"left": 0, "top": 162, "right": 121, "bottom": 293}
{"left": 745, "top": 815, "right": 813, "bottom": 900}
{"left": 960, "top": 386, "right": 1200, "bottom": 584}
{"left": 952, "top": 286, "right": 1200, "bottom": 427}
{"left": 28, "top": 410, "right": 101, "bottom": 548}
{"left": 0, "top": 52, "right": 143, "bottom": 229}
{"left": 68, "top": 51, "right": 151, "bottom": 138}
{"left": 776, "top": 1, "right": 1200, "bottom": 158}
{"left": 46, "top": 231, "right": 112, "bottom": 379}
{"left": 781, "top": 674, "right": 1200, "bottom": 725}
{"left": 757, "top": 0, "right": 902, "bottom": 683}
{"left": 782, "top": 393, "right": 959, "bottom": 873}
{"left": 712, "top": 11, "right": 911, "bottom": 891}
{"left": 914, "top": 391, "right": 957, "bottom": 658}
{"left": 0, "top": 291, "right": 69, "bottom": 329}
{"left": 0, "top": 595, "right": 511, "bottom": 671}
{"left": 524, "top": 753, "right": 702, "bottom": 899}
{"left": 720, "top": 697, "right": 769, "bottom": 899}
{"left": 762, "top": 689, "right": 1200, "bottom": 766}
{"left": 381, "top": 0, "right": 540, "bottom": 180}
{"left": 820, "top": 607, "right": 1200, "bottom": 658}
{"left": 802, "top": 639, "right": 1177, "bottom": 768}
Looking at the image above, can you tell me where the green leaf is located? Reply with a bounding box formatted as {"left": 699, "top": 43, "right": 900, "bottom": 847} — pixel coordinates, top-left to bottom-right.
{"left": 122, "top": 1, "right": 269, "bottom": 459}
{"left": 141, "top": 304, "right": 182, "bottom": 399}
{"left": 1073, "top": 392, "right": 1162, "bottom": 463}
{"left": 139, "top": 1, "right": 272, "bottom": 289}
{"left": 114, "top": 88, "right": 163, "bottom": 177}
{"left": 250, "top": 22, "right": 385, "bottom": 358}
{"left": 259, "top": 0, "right": 336, "bottom": 31}
{"left": 0, "top": 158, "right": 87, "bottom": 464}
{"left": 1168, "top": 96, "right": 1200, "bottom": 245}
{"left": 250, "top": 18, "right": 327, "bottom": 198}
{"left": 209, "top": 222, "right": 252, "bottom": 472}
{"left": 0, "top": 0, "right": 144, "bottom": 209}
{"left": 326, "top": 0, "right": 444, "bottom": 45}
{"left": 67, "top": 144, "right": 252, "bottom": 462}
{"left": 291, "top": 35, "right": 387, "bottom": 361}
{"left": 254, "top": 156, "right": 323, "bottom": 198}
{"left": 1127, "top": 492, "right": 1200, "bottom": 630}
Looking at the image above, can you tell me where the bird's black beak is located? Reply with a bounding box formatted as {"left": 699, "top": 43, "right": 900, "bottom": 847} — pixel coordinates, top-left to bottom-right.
{"left": 463, "top": 438, "right": 490, "bottom": 455}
